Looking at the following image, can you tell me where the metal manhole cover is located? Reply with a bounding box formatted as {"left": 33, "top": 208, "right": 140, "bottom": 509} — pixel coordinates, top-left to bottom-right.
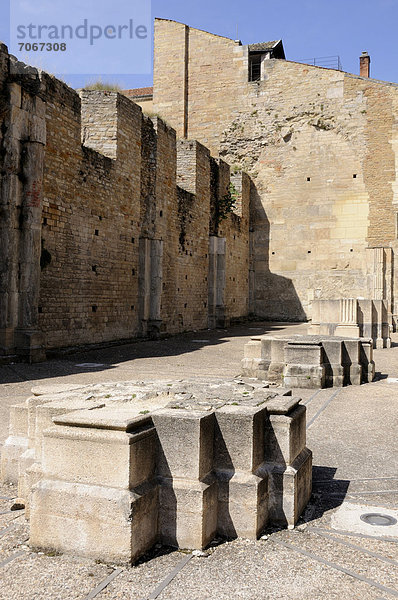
{"left": 360, "top": 513, "right": 397, "bottom": 527}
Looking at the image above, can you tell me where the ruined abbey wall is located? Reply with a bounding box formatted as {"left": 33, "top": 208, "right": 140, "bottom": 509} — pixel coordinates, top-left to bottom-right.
{"left": 153, "top": 19, "right": 398, "bottom": 322}
{"left": 0, "top": 42, "right": 249, "bottom": 360}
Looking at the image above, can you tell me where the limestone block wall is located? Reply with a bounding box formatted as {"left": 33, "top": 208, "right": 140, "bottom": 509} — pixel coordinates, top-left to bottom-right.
{"left": 0, "top": 43, "right": 250, "bottom": 359}
{"left": 218, "top": 172, "right": 251, "bottom": 321}
{"left": 153, "top": 19, "right": 398, "bottom": 323}
{"left": 39, "top": 89, "right": 142, "bottom": 349}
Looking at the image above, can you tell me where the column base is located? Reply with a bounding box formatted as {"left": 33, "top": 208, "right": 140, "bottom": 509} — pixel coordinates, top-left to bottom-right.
{"left": 158, "top": 475, "right": 218, "bottom": 549}
{"left": 30, "top": 479, "right": 159, "bottom": 565}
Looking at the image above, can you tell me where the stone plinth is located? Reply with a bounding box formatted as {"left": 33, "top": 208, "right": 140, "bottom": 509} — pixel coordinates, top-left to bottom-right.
{"left": 242, "top": 334, "right": 376, "bottom": 388}
{"left": 2, "top": 380, "right": 312, "bottom": 564}
{"left": 153, "top": 409, "right": 218, "bottom": 549}
{"left": 310, "top": 298, "right": 391, "bottom": 349}
{"left": 283, "top": 339, "right": 325, "bottom": 389}
{"left": 214, "top": 404, "right": 269, "bottom": 539}
{"left": 30, "top": 407, "right": 159, "bottom": 564}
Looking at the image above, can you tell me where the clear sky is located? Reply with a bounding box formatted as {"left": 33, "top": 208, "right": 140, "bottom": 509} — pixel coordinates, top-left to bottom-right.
{"left": 1, "top": 0, "right": 397, "bottom": 89}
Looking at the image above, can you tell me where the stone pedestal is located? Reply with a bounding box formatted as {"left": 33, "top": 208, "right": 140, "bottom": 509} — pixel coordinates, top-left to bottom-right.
{"left": 264, "top": 397, "right": 312, "bottom": 527}
{"left": 283, "top": 340, "right": 325, "bottom": 389}
{"left": 342, "top": 340, "right": 362, "bottom": 385}
{"left": 359, "top": 338, "right": 375, "bottom": 383}
{"left": 153, "top": 409, "right": 218, "bottom": 549}
{"left": 322, "top": 339, "right": 344, "bottom": 387}
{"left": 214, "top": 405, "right": 269, "bottom": 539}
{"left": 30, "top": 408, "right": 159, "bottom": 564}
{"left": 3, "top": 380, "right": 314, "bottom": 563}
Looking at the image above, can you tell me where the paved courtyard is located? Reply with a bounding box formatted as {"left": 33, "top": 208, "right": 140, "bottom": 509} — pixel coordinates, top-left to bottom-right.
{"left": 0, "top": 321, "right": 397, "bottom": 599}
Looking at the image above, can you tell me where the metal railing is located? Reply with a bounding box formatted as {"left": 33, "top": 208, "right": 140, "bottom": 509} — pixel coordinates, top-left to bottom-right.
{"left": 295, "top": 55, "right": 343, "bottom": 71}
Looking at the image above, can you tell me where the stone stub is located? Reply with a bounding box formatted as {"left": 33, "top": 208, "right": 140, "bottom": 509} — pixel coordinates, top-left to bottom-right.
{"left": 242, "top": 334, "right": 375, "bottom": 388}
{"left": 1, "top": 379, "right": 312, "bottom": 564}
{"left": 309, "top": 298, "right": 391, "bottom": 349}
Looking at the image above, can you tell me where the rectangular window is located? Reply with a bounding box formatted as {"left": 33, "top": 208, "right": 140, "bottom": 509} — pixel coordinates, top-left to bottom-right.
{"left": 249, "top": 54, "right": 262, "bottom": 81}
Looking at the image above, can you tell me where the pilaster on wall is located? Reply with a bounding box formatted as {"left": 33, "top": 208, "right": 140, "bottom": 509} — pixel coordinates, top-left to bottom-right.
{"left": 150, "top": 118, "right": 180, "bottom": 333}
{"left": 0, "top": 53, "right": 47, "bottom": 361}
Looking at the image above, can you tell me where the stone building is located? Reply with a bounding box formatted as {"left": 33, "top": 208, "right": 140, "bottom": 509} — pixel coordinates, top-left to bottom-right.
{"left": 152, "top": 19, "right": 398, "bottom": 326}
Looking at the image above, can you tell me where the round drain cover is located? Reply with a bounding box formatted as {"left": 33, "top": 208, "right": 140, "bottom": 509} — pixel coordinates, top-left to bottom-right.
{"left": 360, "top": 513, "right": 397, "bottom": 527}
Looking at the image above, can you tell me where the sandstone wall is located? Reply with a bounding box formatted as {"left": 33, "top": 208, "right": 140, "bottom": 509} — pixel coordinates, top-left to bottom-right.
{"left": 153, "top": 20, "right": 398, "bottom": 322}
{"left": 0, "top": 43, "right": 250, "bottom": 359}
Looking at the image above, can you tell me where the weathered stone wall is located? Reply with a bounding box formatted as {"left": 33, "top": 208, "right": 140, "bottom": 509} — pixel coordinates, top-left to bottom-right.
{"left": 152, "top": 19, "right": 398, "bottom": 323}
{"left": 39, "top": 89, "right": 142, "bottom": 349}
{"left": 0, "top": 43, "right": 250, "bottom": 359}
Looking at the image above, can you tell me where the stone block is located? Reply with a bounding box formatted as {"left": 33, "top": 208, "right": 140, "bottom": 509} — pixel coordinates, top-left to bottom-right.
{"left": 214, "top": 404, "right": 266, "bottom": 472}
{"left": 0, "top": 435, "right": 28, "bottom": 484}
{"left": 283, "top": 364, "right": 325, "bottom": 389}
{"left": 217, "top": 471, "right": 268, "bottom": 539}
{"left": 265, "top": 404, "right": 307, "bottom": 466}
{"left": 342, "top": 340, "right": 362, "bottom": 385}
{"left": 42, "top": 423, "right": 156, "bottom": 489}
{"left": 30, "top": 479, "right": 158, "bottom": 564}
{"left": 154, "top": 409, "right": 217, "bottom": 548}
{"left": 158, "top": 476, "right": 218, "bottom": 549}
{"left": 153, "top": 409, "right": 214, "bottom": 480}
{"left": 214, "top": 404, "right": 269, "bottom": 539}
{"left": 322, "top": 339, "right": 344, "bottom": 387}
{"left": 284, "top": 340, "right": 323, "bottom": 366}
{"left": 266, "top": 447, "right": 312, "bottom": 527}
{"left": 359, "top": 338, "right": 375, "bottom": 383}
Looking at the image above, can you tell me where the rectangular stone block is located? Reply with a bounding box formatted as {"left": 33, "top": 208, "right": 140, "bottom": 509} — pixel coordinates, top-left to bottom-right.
{"left": 217, "top": 472, "right": 268, "bottom": 539}
{"left": 266, "top": 447, "right": 312, "bottom": 527}
{"left": 322, "top": 339, "right": 344, "bottom": 387}
{"left": 342, "top": 340, "right": 362, "bottom": 385}
{"left": 265, "top": 405, "right": 307, "bottom": 466}
{"left": 284, "top": 341, "right": 323, "bottom": 366}
{"left": 214, "top": 404, "right": 269, "bottom": 539}
{"left": 30, "top": 479, "right": 158, "bottom": 564}
{"left": 158, "top": 477, "right": 218, "bottom": 549}
{"left": 153, "top": 409, "right": 214, "bottom": 480}
{"left": 214, "top": 405, "right": 266, "bottom": 472}
{"left": 42, "top": 424, "right": 157, "bottom": 489}
{"left": 283, "top": 364, "right": 325, "bottom": 389}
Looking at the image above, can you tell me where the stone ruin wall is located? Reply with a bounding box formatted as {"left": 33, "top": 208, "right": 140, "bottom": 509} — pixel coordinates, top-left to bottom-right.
{"left": 153, "top": 19, "right": 398, "bottom": 324}
{"left": 0, "top": 42, "right": 250, "bottom": 359}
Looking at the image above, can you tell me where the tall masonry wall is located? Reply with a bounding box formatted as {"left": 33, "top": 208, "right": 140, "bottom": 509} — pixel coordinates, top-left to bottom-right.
{"left": 0, "top": 44, "right": 249, "bottom": 361}
{"left": 153, "top": 19, "right": 398, "bottom": 323}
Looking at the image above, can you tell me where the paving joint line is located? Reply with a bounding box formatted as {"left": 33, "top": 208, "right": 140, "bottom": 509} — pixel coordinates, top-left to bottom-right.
{"left": 306, "top": 389, "right": 341, "bottom": 429}
{"left": 0, "top": 523, "right": 16, "bottom": 538}
{"left": 303, "top": 389, "right": 321, "bottom": 406}
{"left": 274, "top": 539, "right": 398, "bottom": 597}
{"left": 147, "top": 553, "right": 193, "bottom": 600}
{"left": 0, "top": 509, "right": 24, "bottom": 516}
{"left": 308, "top": 526, "right": 398, "bottom": 544}
{"left": 83, "top": 568, "right": 124, "bottom": 600}
{"left": 310, "top": 528, "right": 398, "bottom": 567}
{"left": 313, "top": 477, "right": 398, "bottom": 484}
{"left": 0, "top": 550, "right": 25, "bottom": 568}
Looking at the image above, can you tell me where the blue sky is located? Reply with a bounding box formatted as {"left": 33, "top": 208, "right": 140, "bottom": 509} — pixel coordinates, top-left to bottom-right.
{"left": 1, "top": 0, "right": 397, "bottom": 89}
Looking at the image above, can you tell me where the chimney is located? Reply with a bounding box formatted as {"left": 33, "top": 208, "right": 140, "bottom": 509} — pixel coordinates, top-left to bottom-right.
{"left": 360, "top": 51, "right": 370, "bottom": 78}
